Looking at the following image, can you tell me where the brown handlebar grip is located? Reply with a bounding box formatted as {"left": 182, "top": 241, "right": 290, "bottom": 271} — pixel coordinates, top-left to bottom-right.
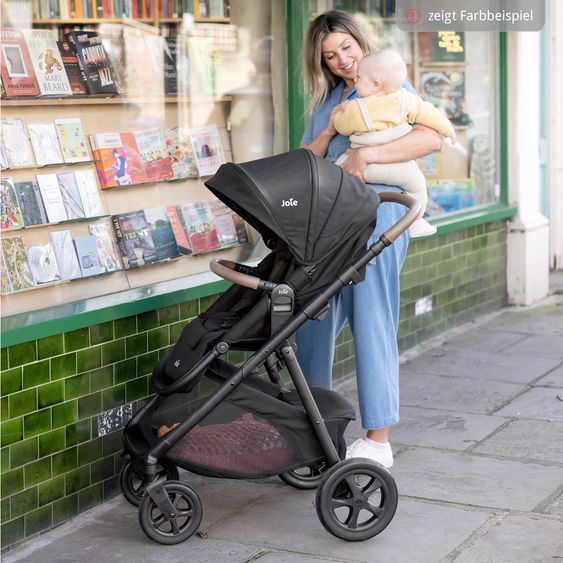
{"left": 209, "top": 259, "right": 260, "bottom": 290}
{"left": 378, "top": 192, "right": 422, "bottom": 242}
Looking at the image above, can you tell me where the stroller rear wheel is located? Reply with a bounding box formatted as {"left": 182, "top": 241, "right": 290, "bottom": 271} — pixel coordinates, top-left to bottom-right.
{"left": 120, "top": 459, "right": 179, "bottom": 507}
{"left": 138, "top": 480, "right": 203, "bottom": 545}
{"left": 315, "top": 459, "right": 398, "bottom": 541}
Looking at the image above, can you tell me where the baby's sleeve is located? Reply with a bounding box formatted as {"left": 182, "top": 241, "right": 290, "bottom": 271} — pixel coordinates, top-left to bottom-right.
{"left": 406, "top": 92, "right": 455, "bottom": 137}
{"left": 333, "top": 100, "right": 363, "bottom": 137}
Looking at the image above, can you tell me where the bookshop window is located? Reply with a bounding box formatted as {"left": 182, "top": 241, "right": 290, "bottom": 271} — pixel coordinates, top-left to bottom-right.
{"left": 313, "top": 1, "right": 502, "bottom": 217}
{"left": 0, "top": 1, "right": 286, "bottom": 315}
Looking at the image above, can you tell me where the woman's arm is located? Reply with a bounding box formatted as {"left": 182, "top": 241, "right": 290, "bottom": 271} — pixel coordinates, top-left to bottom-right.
{"left": 340, "top": 124, "right": 442, "bottom": 181}
{"left": 300, "top": 104, "right": 344, "bottom": 157}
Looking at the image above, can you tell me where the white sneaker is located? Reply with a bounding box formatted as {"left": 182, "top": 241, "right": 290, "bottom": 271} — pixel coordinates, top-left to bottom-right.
{"left": 408, "top": 218, "right": 437, "bottom": 238}
{"left": 345, "top": 438, "right": 394, "bottom": 469}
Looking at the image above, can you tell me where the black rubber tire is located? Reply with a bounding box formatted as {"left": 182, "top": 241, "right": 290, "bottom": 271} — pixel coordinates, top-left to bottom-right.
{"left": 120, "top": 460, "right": 180, "bottom": 507}
{"left": 138, "top": 480, "right": 203, "bottom": 545}
{"left": 315, "top": 458, "right": 398, "bottom": 541}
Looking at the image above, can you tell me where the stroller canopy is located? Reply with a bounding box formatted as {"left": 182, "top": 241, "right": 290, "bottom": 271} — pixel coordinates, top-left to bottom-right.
{"left": 205, "top": 149, "right": 380, "bottom": 266}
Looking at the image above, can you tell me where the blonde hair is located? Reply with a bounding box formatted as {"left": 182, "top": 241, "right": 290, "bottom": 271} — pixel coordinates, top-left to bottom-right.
{"left": 359, "top": 51, "right": 407, "bottom": 93}
{"left": 302, "top": 10, "right": 376, "bottom": 113}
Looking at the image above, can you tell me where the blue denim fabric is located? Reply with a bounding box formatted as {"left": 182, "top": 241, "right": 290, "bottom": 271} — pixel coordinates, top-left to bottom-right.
{"left": 297, "top": 82, "right": 409, "bottom": 430}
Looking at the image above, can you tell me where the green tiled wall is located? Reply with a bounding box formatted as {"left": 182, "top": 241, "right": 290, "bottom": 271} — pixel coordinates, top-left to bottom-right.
{"left": 0, "top": 222, "right": 507, "bottom": 551}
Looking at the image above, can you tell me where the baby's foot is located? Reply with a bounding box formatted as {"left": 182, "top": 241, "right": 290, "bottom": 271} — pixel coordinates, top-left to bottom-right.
{"left": 408, "top": 218, "right": 437, "bottom": 238}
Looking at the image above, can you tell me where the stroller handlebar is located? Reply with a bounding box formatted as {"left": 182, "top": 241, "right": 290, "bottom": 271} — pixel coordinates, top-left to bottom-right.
{"left": 210, "top": 259, "right": 269, "bottom": 291}
{"left": 378, "top": 191, "right": 422, "bottom": 242}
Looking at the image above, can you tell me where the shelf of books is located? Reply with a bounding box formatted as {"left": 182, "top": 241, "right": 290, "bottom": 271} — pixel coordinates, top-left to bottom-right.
{"left": 0, "top": 0, "right": 273, "bottom": 318}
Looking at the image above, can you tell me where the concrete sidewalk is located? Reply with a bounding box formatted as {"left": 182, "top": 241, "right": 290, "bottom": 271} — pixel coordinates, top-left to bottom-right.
{"left": 4, "top": 293, "right": 563, "bottom": 562}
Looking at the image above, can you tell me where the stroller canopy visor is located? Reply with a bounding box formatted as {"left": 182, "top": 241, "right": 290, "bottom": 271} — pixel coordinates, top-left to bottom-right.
{"left": 205, "top": 149, "right": 380, "bottom": 266}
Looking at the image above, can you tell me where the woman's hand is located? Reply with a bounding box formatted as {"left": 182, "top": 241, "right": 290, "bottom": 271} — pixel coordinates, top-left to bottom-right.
{"left": 324, "top": 103, "right": 344, "bottom": 137}
{"left": 339, "top": 146, "right": 371, "bottom": 182}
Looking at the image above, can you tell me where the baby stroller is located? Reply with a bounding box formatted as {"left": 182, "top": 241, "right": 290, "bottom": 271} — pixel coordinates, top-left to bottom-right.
{"left": 120, "top": 148, "right": 420, "bottom": 544}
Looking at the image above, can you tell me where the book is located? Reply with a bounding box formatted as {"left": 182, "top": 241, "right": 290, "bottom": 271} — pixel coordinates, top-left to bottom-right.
{"left": 165, "top": 205, "right": 191, "bottom": 255}
{"left": 417, "top": 32, "right": 465, "bottom": 64}
{"left": 91, "top": 131, "right": 130, "bottom": 188}
{"left": 1, "top": 236, "right": 35, "bottom": 290}
{"left": 50, "top": 229, "right": 82, "bottom": 279}
{"left": 0, "top": 28, "right": 39, "bottom": 98}
{"left": 100, "top": 24, "right": 132, "bottom": 96}
{"left": 54, "top": 118, "right": 90, "bottom": 163}
{"left": 27, "top": 243, "right": 61, "bottom": 284}
{"left": 0, "top": 141, "right": 8, "bottom": 169}
{"left": 57, "top": 171, "right": 86, "bottom": 220}
{"left": 22, "top": 29, "right": 73, "bottom": 97}
{"left": 232, "top": 212, "right": 249, "bottom": 244}
{"left": 189, "top": 124, "right": 226, "bottom": 176}
{"left": 1, "top": 176, "right": 24, "bottom": 230}
{"left": 74, "top": 169, "right": 103, "bottom": 217}
{"left": 112, "top": 210, "right": 157, "bottom": 269}
{"left": 144, "top": 206, "right": 180, "bottom": 262}
{"left": 123, "top": 28, "right": 161, "bottom": 97}
{"left": 56, "top": 40, "right": 87, "bottom": 95}
{"left": 65, "top": 31, "right": 119, "bottom": 96}
{"left": 13, "top": 181, "right": 48, "bottom": 226}
{"left": 163, "top": 37, "right": 179, "bottom": 95}
{"left": 28, "top": 122, "right": 65, "bottom": 166}
{"left": 119, "top": 132, "right": 149, "bottom": 185}
{"left": 88, "top": 221, "right": 121, "bottom": 272}
{"left": 1, "top": 118, "right": 36, "bottom": 168}
{"left": 143, "top": 34, "right": 166, "bottom": 97}
{"left": 36, "top": 173, "right": 68, "bottom": 223}
{"left": 178, "top": 201, "right": 220, "bottom": 255}
{"left": 164, "top": 127, "right": 198, "bottom": 180}
{"left": 74, "top": 235, "right": 102, "bottom": 277}
{"left": 187, "top": 35, "right": 218, "bottom": 96}
{"left": 133, "top": 127, "right": 173, "bottom": 182}
{"left": 210, "top": 199, "right": 238, "bottom": 248}
{"left": 0, "top": 249, "right": 12, "bottom": 294}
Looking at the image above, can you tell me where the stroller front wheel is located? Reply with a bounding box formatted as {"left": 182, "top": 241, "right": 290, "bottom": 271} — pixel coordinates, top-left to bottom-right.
{"left": 138, "top": 480, "right": 203, "bottom": 545}
{"left": 120, "top": 459, "right": 179, "bottom": 507}
{"left": 279, "top": 461, "right": 328, "bottom": 489}
{"left": 315, "top": 458, "right": 398, "bottom": 541}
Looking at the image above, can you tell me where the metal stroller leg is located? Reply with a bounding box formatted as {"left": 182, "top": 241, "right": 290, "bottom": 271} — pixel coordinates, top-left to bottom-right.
{"left": 281, "top": 343, "right": 340, "bottom": 467}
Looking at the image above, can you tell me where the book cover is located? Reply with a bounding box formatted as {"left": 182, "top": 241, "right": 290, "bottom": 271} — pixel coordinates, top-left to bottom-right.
{"left": 1, "top": 118, "right": 36, "bottom": 168}
{"left": 165, "top": 205, "right": 191, "bottom": 255}
{"left": 189, "top": 124, "right": 226, "bottom": 177}
{"left": 133, "top": 127, "right": 173, "bottom": 182}
{"left": 163, "top": 37, "right": 179, "bottom": 95}
{"left": 164, "top": 127, "right": 198, "bottom": 180}
{"left": 74, "top": 169, "right": 103, "bottom": 217}
{"left": 23, "top": 28, "right": 73, "bottom": 97}
{"left": 144, "top": 206, "right": 179, "bottom": 262}
{"left": 28, "top": 122, "right": 65, "bottom": 166}
{"left": 0, "top": 249, "right": 12, "bottom": 294}
{"left": 419, "top": 70, "right": 471, "bottom": 127}
{"left": 100, "top": 24, "right": 133, "bottom": 96}
{"left": 27, "top": 242, "right": 61, "bottom": 284}
{"left": 417, "top": 32, "right": 465, "bottom": 64}
{"left": 1, "top": 176, "right": 24, "bottom": 230}
{"left": 111, "top": 210, "right": 157, "bottom": 269}
{"left": 210, "top": 199, "right": 238, "bottom": 247}
{"left": 1, "top": 235, "right": 35, "bottom": 290}
{"left": 119, "top": 132, "right": 149, "bottom": 185}
{"left": 91, "top": 131, "right": 129, "bottom": 188}
{"left": 88, "top": 221, "right": 121, "bottom": 272}
{"left": 187, "top": 35, "right": 217, "bottom": 97}
{"left": 123, "top": 28, "right": 161, "bottom": 97}
{"left": 232, "top": 212, "right": 249, "bottom": 244}
{"left": 36, "top": 172, "right": 68, "bottom": 223}
{"left": 57, "top": 171, "right": 86, "bottom": 220}
{"left": 74, "top": 235, "right": 102, "bottom": 277}
{"left": 178, "top": 201, "right": 220, "bottom": 255}
{"left": 50, "top": 229, "right": 82, "bottom": 279}
{"left": 143, "top": 34, "right": 166, "bottom": 97}
{"left": 0, "top": 28, "right": 39, "bottom": 98}
{"left": 65, "top": 30, "right": 119, "bottom": 96}
{"left": 13, "top": 180, "right": 48, "bottom": 226}
{"left": 0, "top": 141, "right": 8, "bottom": 169}
{"left": 54, "top": 118, "right": 90, "bottom": 163}
{"left": 56, "top": 40, "right": 88, "bottom": 95}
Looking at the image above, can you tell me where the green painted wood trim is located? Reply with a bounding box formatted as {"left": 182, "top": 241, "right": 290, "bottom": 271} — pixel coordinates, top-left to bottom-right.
{"left": 499, "top": 32, "right": 509, "bottom": 207}
{"left": 432, "top": 203, "right": 516, "bottom": 236}
{"left": 1, "top": 277, "right": 231, "bottom": 348}
{"left": 287, "top": 0, "right": 310, "bottom": 149}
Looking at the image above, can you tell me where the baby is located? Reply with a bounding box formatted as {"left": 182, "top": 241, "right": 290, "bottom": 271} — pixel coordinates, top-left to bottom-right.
{"left": 334, "top": 50, "right": 456, "bottom": 237}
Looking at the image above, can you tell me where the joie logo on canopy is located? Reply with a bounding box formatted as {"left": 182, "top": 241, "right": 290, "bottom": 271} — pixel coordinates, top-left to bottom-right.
{"left": 281, "top": 198, "right": 298, "bottom": 207}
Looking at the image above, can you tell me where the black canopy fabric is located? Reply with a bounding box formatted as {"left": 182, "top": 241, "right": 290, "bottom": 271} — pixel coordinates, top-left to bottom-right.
{"left": 204, "top": 149, "right": 380, "bottom": 268}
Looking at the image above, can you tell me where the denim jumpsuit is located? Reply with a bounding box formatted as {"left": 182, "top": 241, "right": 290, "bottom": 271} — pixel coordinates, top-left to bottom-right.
{"left": 296, "top": 82, "right": 410, "bottom": 430}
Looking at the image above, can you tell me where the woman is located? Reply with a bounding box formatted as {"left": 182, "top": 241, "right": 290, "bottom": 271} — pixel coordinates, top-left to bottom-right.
{"left": 296, "top": 10, "right": 441, "bottom": 468}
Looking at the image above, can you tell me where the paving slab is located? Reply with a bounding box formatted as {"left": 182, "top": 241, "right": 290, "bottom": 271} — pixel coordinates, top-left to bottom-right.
{"left": 473, "top": 419, "right": 563, "bottom": 463}
{"left": 392, "top": 406, "right": 506, "bottom": 451}
{"left": 398, "top": 372, "right": 525, "bottom": 414}
{"left": 392, "top": 448, "right": 563, "bottom": 511}
{"left": 255, "top": 552, "right": 352, "bottom": 563}
{"left": 534, "top": 364, "right": 563, "bottom": 388}
{"left": 440, "top": 328, "right": 528, "bottom": 353}
{"left": 500, "top": 334, "right": 563, "bottom": 360}
{"left": 400, "top": 347, "right": 560, "bottom": 384}
{"left": 2, "top": 496, "right": 260, "bottom": 563}
{"left": 486, "top": 304, "right": 563, "bottom": 336}
{"left": 211, "top": 490, "right": 490, "bottom": 563}
{"left": 451, "top": 515, "right": 563, "bottom": 563}
{"left": 543, "top": 491, "right": 563, "bottom": 518}
{"left": 494, "top": 387, "right": 563, "bottom": 421}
